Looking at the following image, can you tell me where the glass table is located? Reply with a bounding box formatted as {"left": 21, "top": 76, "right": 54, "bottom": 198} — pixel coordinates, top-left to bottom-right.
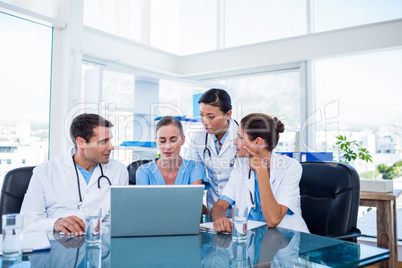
{"left": 1, "top": 226, "right": 389, "bottom": 267}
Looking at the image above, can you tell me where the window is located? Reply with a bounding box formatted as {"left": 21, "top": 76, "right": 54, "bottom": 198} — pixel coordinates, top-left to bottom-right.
{"left": 150, "top": 0, "right": 217, "bottom": 55}
{"left": 207, "top": 70, "right": 301, "bottom": 152}
{"left": 84, "top": 0, "right": 146, "bottom": 42}
{"left": 82, "top": 64, "right": 213, "bottom": 164}
{"left": 102, "top": 70, "right": 135, "bottom": 158}
{"left": 225, "top": 0, "right": 306, "bottom": 48}
{"left": 158, "top": 79, "right": 206, "bottom": 117}
{"left": 315, "top": 50, "right": 402, "bottom": 175}
{"left": 0, "top": 12, "right": 52, "bottom": 182}
{"left": 314, "top": 0, "right": 402, "bottom": 32}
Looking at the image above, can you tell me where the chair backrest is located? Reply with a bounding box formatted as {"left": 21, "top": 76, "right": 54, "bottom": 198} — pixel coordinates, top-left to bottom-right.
{"left": 127, "top": 160, "right": 152, "bottom": 185}
{"left": 0, "top": 166, "right": 35, "bottom": 227}
{"left": 300, "top": 161, "right": 360, "bottom": 239}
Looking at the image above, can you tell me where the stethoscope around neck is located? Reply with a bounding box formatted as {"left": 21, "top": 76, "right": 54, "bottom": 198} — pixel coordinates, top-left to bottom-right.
{"left": 202, "top": 119, "right": 238, "bottom": 181}
{"left": 72, "top": 155, "right": 111, "bottom": 212}
{"left": 248, "top": 168, "right": 262, "bottom": 221}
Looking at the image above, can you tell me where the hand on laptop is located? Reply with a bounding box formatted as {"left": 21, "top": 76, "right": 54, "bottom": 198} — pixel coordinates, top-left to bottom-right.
{"left": 213, "top": 216, "right": 232, "bottom": 233}
{"left": 54, "top": 216, "right": 85, "bottom": 236}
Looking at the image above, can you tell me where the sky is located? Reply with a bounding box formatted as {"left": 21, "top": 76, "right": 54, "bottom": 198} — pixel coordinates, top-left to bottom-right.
{"left": 0, "top": 12, "right": 52, "bottom": 125}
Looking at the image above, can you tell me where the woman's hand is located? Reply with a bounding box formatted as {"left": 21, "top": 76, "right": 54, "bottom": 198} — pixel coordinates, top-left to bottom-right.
{"left": 243, "top": 145, "right": 270, "bottom": 171}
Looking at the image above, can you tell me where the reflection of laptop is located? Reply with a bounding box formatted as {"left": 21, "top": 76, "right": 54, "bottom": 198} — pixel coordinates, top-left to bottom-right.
{"left": 110, "top": 235, "right": 201, "bottom": 267}
{"left": 110, "top": 185, "right": 204, "bottom": 237}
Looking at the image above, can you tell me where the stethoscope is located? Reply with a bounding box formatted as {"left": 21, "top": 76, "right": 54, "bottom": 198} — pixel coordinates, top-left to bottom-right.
{"left": 72, "top": 155, "right": 111, "bottom": 213}
{"left": 248, "top": 168, "right": 262, "bottom": 221}
{"left": 202, "top": 119, "right": 238, "bottom": 181}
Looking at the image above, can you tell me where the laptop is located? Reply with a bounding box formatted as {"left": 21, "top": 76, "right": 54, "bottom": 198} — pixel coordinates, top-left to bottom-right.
{"left": 110, "top": 185, "right": 204, "bottom": 237}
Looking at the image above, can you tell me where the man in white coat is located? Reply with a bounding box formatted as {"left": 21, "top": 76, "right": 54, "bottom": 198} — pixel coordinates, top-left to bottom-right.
{"left": 20, "top": 113, "right": 128, "bottom": 236}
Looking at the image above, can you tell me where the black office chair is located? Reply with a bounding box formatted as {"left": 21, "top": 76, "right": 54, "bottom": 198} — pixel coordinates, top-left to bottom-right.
{"left": 299, "top": 161, "right": 361, "bottom": 242}
{"left": 0, "top": 166, "right": 35, "bottom": 228}
{"left": 127, "top": 160, "right": 152, "bottom": 185}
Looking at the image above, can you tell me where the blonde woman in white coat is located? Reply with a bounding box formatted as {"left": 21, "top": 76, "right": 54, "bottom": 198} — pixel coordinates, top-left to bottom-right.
{"left": 210, "top": 113, "right": 309, "bottom": 233}
{"left": 185, "top": 88, "right": 238, "bottom": 215}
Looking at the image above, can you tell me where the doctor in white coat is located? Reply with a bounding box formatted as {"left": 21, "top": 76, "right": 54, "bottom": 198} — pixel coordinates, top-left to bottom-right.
{"left": 185, "top": 88, "right": 238, "bottom": 214}
{"left": 210, "top": 113, "right": 309, "bottom": 233}
{"left": 20, "top": 113, "right": 128, "bottom": 235}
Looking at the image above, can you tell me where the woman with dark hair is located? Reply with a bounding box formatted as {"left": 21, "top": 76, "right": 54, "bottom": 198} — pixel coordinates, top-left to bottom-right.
{"left": 136, "top": 116, "right": 206, "bottom": 185}
{"left": 210, "top": 113, "right": 309, "bottom": 233}
{"left": 185, "top": 88, "right": 238, "bottom": 215}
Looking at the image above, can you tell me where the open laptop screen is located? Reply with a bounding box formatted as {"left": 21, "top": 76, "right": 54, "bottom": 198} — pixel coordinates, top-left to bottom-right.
{"left": 110, "top": 185, "right": 204, "bottom": 237}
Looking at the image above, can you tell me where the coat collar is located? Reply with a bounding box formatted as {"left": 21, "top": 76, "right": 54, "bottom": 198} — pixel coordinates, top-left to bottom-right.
{"left": 219, "top": 118, "right": 238, "bottom": 155}
{"left": 207, "top": 118, "right": 238, "bottom": 156}
{"left": 245, "top": 168, "right": 255, "bottom": 197}
{"left": 269, "top": 154, "right": 279, "bottom": 184}
{"left": 245, "top": 166, "right": 255, "bottom": 216}
{"left": 62, "top": 147, "right": 76, "bottom": 168}
{"left": 244, "top": 154, "right": 280, "bottom": 204}
{"left": 63, "top": 147, "right": 103, "bottom": 189}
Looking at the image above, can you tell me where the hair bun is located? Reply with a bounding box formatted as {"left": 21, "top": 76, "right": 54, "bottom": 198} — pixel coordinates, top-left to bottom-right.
{"left": 273, "top": 117, "right": 285, "bottom": 133}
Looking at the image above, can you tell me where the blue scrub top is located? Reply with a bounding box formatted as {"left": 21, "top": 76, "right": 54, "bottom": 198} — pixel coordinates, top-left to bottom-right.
{"left": 76, "top": 164, "right": 96, "bottom": 184}
{"left": 136, "top": 158, "right": 207, "bottom": 185}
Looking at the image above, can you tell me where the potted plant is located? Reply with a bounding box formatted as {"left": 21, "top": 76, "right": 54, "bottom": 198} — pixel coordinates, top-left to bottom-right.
{"left": 333, "top": 135, "right": 393, "bottom": 192}
{"left": 332, "top": 135, "right": 373, "bottom": 164}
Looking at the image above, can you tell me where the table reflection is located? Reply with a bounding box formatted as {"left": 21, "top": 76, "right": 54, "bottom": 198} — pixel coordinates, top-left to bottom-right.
{"left": 27, "top": 231, "right": 110, "bottom": 268}
{"left": 110, "top": 235, "right": 201, "bottom": 267}
{"left": 200, "top": 227, "right": 302, "bottom": 267}
{"left": 0, "top": 225, "right": 389, "bottom": 267}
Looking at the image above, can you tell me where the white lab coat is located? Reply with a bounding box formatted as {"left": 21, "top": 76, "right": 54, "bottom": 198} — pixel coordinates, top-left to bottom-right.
{"left": 185, "top": 118, "right": 238, "bottom": 213}
{"left": 221, "top": 154, "right": 309, "bottom": 233}
{"left": 20, "top": 148, "right": 128, "bottom": 233}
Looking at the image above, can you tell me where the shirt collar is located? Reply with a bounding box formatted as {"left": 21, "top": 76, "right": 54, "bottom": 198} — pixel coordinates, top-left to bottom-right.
{"left": 212, "top": 119, "right": 231, "bottom": 145}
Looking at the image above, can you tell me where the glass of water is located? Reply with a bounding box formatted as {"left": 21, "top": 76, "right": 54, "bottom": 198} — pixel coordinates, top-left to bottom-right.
{"left": 85, "top": 207, "right": 102, "bottom": 246}
{"left": 2, "top": 213, "right": 23, "bottom": 260}
{"left": 232, "top": 206, "right": 248, "bottom": 243}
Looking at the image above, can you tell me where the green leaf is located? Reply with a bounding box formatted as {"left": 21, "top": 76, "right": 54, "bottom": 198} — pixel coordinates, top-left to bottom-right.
{"left": 340, "top": 144, "right": 346, "bottom": 149}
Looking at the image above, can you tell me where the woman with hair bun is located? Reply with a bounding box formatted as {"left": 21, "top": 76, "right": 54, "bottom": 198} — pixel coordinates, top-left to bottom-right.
{"left": 210, "top": 113, "right": 309, "bottom": 233}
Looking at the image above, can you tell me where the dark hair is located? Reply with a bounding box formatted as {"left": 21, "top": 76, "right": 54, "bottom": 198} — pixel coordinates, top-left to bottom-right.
{"left": 155, "top": 116, "right": 184, "bottom": 138}
{"left": 240, "top": 113, "right": 285, "bottom": 152}
{"left": 70, "top": 113, "right": 113, "bottom": 146}
{"left": 198, "top": 88, "right": 232, "bottom": 113}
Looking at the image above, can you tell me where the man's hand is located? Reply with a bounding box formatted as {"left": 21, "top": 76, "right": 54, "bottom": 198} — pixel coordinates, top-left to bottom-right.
{"left": 202, "top": 204, "right": 208, "bottom": 215}
{"left": 54, "top": 216, "right": 85, "bottom": 236}
{"left": 213, "top": 216, "right": 232, "bottom": 233}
